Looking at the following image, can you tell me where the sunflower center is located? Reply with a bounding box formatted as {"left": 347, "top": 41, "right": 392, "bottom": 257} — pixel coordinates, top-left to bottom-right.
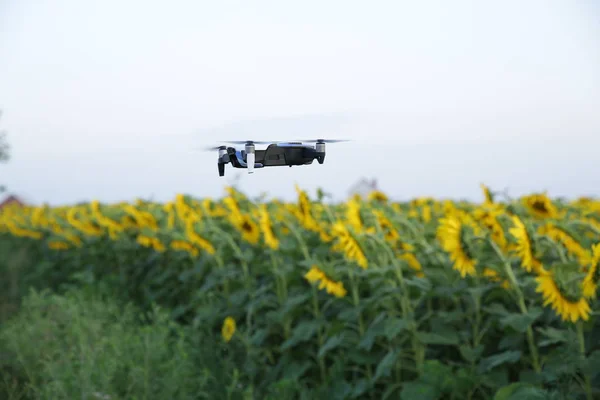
{"left": 531, "top": 201, "right": 548, "bottom": 213}
{"left": 242, "top": 221, "right": 253, "bottom": 232}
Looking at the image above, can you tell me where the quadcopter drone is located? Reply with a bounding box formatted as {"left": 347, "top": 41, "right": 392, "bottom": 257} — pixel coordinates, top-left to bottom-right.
{"left": 206, "top": 139, "right": 348, "bottom": 176}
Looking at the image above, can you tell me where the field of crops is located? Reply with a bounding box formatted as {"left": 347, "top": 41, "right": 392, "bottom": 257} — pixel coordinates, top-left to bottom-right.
{"left": 1, "top": 185, "right": 600, "bottom": 399}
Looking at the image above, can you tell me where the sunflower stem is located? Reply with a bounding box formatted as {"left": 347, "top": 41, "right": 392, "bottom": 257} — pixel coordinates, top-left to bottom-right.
{"left": 348, "top": 269, "right": 375, "bottom": 395}
{"left": 281, "top": 220, "right": 311, "bottom": 261}
{"left": 213, "top": 253, "right": 230, "bottom": 296}
{"left": 367, "top": 233, "right": 424, "bottom": 373}
{"left": 310, "top": 285, "right": 328, "bottom": 384}
{"left": 577, "top": 321, "right": 593, "bottom": 400}
{"left": 489, "top": 240, "right": 541, "bottom": 373}
{"left": 269, "top": 253, "right": 291, "bottom": 339}
{"left": 539, "top": 235, "right": 568, "bottom": 263}
{"left": 208, "top": 224, "right": 254, "bottom": 333}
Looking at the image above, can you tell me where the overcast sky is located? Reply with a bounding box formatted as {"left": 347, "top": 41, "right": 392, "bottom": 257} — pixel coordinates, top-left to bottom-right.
{"left": 1, "top": 0, "right": 599, "bottom": 205}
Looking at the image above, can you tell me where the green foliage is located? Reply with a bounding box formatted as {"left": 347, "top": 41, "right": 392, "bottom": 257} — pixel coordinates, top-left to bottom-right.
{"left": 0, "top": 288, "right": 276, "bottom": 400}
{"left": 1, "top": 189, "right": 600, "bottom": 398}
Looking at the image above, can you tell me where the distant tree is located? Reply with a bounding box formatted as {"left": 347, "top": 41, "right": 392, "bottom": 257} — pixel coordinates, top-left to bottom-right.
{"left": 0, "top": 110, "right": 10, "bottom": 193}
{"left": 0, "top": 111, "right": 8, "bottom": 163}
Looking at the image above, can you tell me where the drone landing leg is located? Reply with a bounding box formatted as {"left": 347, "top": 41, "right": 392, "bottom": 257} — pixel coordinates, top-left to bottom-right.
{"left": 218, "top": 162, "right": 225, "bottom": 176}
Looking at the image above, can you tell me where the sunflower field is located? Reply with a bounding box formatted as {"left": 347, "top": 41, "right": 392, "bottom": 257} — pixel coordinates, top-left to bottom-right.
{"left": 1, "top": 185, "right": 600, "bottom": 399}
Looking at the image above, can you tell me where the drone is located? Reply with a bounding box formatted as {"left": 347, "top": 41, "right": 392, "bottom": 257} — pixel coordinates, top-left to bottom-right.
{"left": 205, "top": 139, "right": 348, "bottom": 176}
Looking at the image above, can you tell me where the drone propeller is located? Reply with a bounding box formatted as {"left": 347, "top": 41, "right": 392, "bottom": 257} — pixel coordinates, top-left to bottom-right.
{"left": 203, "top": 139, "right": 349, "bottom": 150}
{"left": 202, "top": 145, "right": 227, "bottom": 151}
{"left": 297, "top": 139, "right": 350, "bottom": 143}
{"left": 223, "top": 140, "right": 273, "bottom": 145}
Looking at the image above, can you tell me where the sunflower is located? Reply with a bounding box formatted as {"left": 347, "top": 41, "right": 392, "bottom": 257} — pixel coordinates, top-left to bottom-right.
{"left": 508, "top": 216, "right": 545, "bottom": 275}
{"left": 48, "top": 240, "right": 70, "bottom": 250}
{"left": 234, "top": 213, "right": 260, "bottom": 245}
{"left": 221, "top": 317, "right": 236, "bottom": 343}
{"left": 63, "top": 233, "right": 82, "bottom": 247}
{"left": 331, "top": 222, "right": 368, "bottom": 269}
{"left": 368, "top": 190, "right": 388, "bottom": 203}
{"left": 201, "top": 198, "right": 227, "bottom": 218}
{"left": 480, "top": 183, "right": 494, "bottom": 204}
{"left": 410, "top": 197, "right": 433, "bottom": 207}
{"left": 304, "top": 265, "right": 347, "bottom": 298}
{"left": 482, "top": 267, "right": 510, "bottom": 289}
{"left": 295, "top": 185, "right": 312, "bottom": 217}
{"left": 185, "top": 220, "right": 216, "bottom": 254}
{"left": 304, "top": 265, "right": 326, "bottom": 283}
{"left": 259, "top": 205, "right": 279, "bottom": 250}
{"left": 522, "top": 193, "right": 558, "bottom": 219}
{"left": 346, "top": 198, "right": 365, "bottom": 232}
{"left": 437, "top": 216, "right": 477, "bottom": 278}
{"left": 318, "top": 226, "right": 333, "bottom": 243}
{"left": 293, "top": 186, "right": 321, "bottom": 232}
{"left": 583, "top": 243, "right": 600, "bottom": 299}
{"left": 474, "top": 209, "right": 507, "bottom": 251}
{"left": 408, "top": 208, "right": 419, "bottom": 219}
{"left": 170, "top": 239, "right": 199, "bottom": 257}
{"left": 536, "top": 267, "right": 591, "bottom": 323}
{"left": 31, "top": 206, "right": 49, "bottom": 228}
{"left": 537, "top": 223, "right": 592, "bottom": 266}
{"left": 90, "top": 201, "right": 123, "bottom": 234}
{"left": 120, "top": 215, "right": 137, "bottom": 229}
{"left": 223, "top": 196, "right": 242, "bottom": 217}
{"left": 399, "top": 252, "right": 424, "bottom": 277}
{"left": 136, "top": 234, "right": 165, "bottom": 252}
{"left": 67, "top": 208, "right": 103, "bottom": 237}
{"left": 373, "top": 210, "right": 399, "bottom": 243}
{"left": 320, "top": 279, "right": 347, "bottom": 298}
{"left": 422, "top": 205, "right": 432, "bottom": 223}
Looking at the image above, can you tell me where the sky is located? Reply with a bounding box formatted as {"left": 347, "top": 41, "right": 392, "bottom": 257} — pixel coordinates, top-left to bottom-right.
{"left": 0, "top": 0, "right": 599, "bottom": 205}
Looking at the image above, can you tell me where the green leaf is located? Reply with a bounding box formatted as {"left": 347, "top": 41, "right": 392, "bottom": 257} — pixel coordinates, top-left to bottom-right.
{"left": 535, "top": 326, "right": 570, "bottom": 347}
{"left": 350, "top": 379, "right": 370, "bottom": 398}
{"left": 418, "top": 331, "right": 459, "bottom": 345}
{"left": 373, "top": 350, "right": 399, "bottom": 382}
{"left": 250, "top": 328, "right": 269, "bottom": 347}
{"left": 459, "top": 345, "right": 484, "bottom": 363}
{"left": 280, "top": 320, "right": 320, "bottom": 350}
{"left": 483, "top": 303, "right": 511, "bottom": 316}
{"left": 268, "top": 292, "right": 311, "bottom": 325}
{"left": 400, "top": 382, "right": 439, "bottom": 400}
{"left": 493, "top": 383, "right": 548, "bottom": 400}
{"left": 338, "top": 306, "right": 362, "bottom": 322}
{"left": 345, "top": 349, "right": 381, "bottom": 366}
{"left": 404, "top": 277, "right": 432, "bottom": 292}
{"left": 467, "top": 285, "right": 493, "bottom": 299}
{"left": 499, "top": 308, "right": 543, "bottom": 333}
{"left": 478, "top": 350, "right": 522, "bottom": 373}
{"left": 358, "top": 313, "right": 386, "bottom": 351}
{"left": 420, "top": 360, "right": 455, "bottom": 391}
{"left": 281, "top": 292, "right": 311, "bottom": 315}
{"left": 318, "top": 334, "right": 344, "bottom": 358}
{"left": 383, "top": 317, "right": 409, "bottom": 340}
{"left": 326, "top": 379, "right": 353, "bottom": 400}
{"left": 582, "top": 350, "right": 600, "bottom": 379}
{"left": 281, "top": 361, "right": 312, "bottom": 381}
